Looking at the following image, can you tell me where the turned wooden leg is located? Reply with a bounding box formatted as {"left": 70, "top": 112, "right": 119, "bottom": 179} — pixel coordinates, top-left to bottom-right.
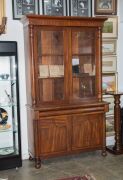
{"left": 102, "top": 114, "right": 107, "bottom": 157}
{"left": 101, "top": 149, "right": 107, "bottom": 157}
{"left": 114, "top": 95, "right": 121, "bottom": 152}
{"left": 35, "top": 157, "right": 41, "bottom": 169}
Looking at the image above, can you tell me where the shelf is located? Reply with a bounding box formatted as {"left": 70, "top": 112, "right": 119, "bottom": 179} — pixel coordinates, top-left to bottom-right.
{"left": 0, "top": 147, "right": 15, "bottom": 156}
{"left": 38, "top": 54, "right": 64, "bottom": 57}
{"left": 0, "top": 79, "right": 16, "bottom": 82}
{"left": 38, "top": 76, "right": 64, "bottom": 79}
{"left": 0, "top": 126, "right": 18, "bottom": 133}
{"left": 0, "top": 129, "right": 12, "bottom": 133}
{"left": 0, "top": 103, "right": 17, "bottom": 108}
{"left": 72, "top": 53, "right": 95, "bottom": 56}
{"left": 73, "top": 74, "right": 95, "bottom": 78}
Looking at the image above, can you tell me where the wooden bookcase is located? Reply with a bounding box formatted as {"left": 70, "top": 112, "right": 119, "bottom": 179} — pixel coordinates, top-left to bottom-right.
{"left": 21, "top": 15, "right": 109, "bottom": 168}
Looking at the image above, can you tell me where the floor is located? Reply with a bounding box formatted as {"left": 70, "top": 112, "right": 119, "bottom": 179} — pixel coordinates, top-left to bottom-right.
{"left": 0, "top": 151, "right": 123, "bottom": 180}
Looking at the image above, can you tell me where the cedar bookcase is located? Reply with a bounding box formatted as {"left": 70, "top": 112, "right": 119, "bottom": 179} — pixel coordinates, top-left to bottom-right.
{"left": 21, "top": 15, "right": 109, "bottom": 168}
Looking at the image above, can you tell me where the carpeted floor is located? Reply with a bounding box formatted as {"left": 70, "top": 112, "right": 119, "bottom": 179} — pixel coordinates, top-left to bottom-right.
{"left": 57, "top": 174, "right": 96, "bottom": 180}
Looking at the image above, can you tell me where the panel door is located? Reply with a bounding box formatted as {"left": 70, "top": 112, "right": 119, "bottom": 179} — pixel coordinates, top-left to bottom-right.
{"left": 72, "top": 113, "right": 104, "bottom": 150}
{"left": 38, "top": 115, "right": 71, "bottom": 155}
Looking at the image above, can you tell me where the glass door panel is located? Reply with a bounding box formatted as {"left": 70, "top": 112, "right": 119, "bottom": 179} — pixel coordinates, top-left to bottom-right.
{"left": 0, "top": 56, "right": 19, "bottom": 156}
{"left": 71, "top": 29, "right": 96, "bottom": 99}
{"left": 72, "top": 31, "right": 95, "bottom": 54}
{"left": 37, "top": 30, "right": 65, "bottom": 102}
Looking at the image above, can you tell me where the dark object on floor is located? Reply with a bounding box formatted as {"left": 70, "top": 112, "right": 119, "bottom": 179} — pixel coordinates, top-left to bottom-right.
{"left": 57, "top": 174, "right": 96, "bottom": 180}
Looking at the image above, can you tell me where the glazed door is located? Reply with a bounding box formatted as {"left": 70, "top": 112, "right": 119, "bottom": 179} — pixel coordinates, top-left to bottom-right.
{"left": 35, "top": 27, "right": 69, "bottom": 105}
{"left": 70, "top": 28, "right": 97, "bottom": 101}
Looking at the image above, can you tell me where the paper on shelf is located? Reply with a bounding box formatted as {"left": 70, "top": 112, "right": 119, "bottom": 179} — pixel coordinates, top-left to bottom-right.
{"left": 49, "top": 65, "right": 64, "bottom": 77}
{"left": 39, "top": 65, "right": 49, "bottom": 78}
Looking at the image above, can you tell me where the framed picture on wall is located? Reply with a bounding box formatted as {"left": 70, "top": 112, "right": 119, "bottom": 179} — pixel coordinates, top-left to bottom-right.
{"left": 0, "top": 0, "right": 6, "bottom": 34}
{"left": 0, "top": 0, "right": 5, "bottom": 24}
{"left": 69, "top": 0, "right": 92, "bottom": 16}
{"left": 102, "top": 73, "right": 117, "bottom": 94}
{"left": 12, "top": 0, "right": 39, "bottom": 19}
{"left": 102, "top": 17, "right": 118, "bottom": 38}
{"left": 94, "top": 0, "right": 117, "bottom": 15}
{"left": 102, "top": 39, "right": 117, "bottom": 55}
{"left": 102, "top": 56, "right": 117, "bottom": 73}
{"left": 40, "top": 0, "right": 67, "bottom": 16}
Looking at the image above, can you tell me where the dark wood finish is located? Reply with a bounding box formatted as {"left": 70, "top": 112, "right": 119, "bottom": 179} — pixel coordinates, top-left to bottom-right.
{"left": 106, "top": 91, "right": 123, "bottom": 154}
{"left": 21, "top": 15, "right": 108, "bottom": 168}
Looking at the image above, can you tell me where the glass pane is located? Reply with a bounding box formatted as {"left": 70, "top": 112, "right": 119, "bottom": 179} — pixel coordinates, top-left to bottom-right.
{"left": 72, "top": 30, "right": 95, "bottom": 54}
{"left": 38, "top": 30, "right": 65, "bottom": 102}
{"left": 71, "top": 30, "right": 96, "bottom": 99}
{"left": 70, "top": 0, "right": 91, "bottom": 17}
{"left": 43, "top": 0, "right": 66, "bottom": 16}
{"left": 0, "top": 56, "right": 19, "bottom": 156}
{"left": 38, "top": 30, "right": 63, "bottom": 56}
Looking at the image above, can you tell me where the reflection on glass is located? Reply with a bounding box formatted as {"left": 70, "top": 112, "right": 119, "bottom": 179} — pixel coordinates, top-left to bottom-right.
{"left": 72, "top": 58, "right": 80, "bottom": 74}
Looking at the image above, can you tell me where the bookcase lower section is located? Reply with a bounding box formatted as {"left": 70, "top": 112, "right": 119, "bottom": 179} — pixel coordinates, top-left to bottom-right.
{"left": 27, "top": 103, "right": 108, "bottom": 168}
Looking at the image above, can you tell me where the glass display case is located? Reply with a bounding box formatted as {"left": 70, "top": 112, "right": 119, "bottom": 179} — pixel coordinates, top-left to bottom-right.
{"left": 0, "top": 41, "right": 22, "bottom": 170}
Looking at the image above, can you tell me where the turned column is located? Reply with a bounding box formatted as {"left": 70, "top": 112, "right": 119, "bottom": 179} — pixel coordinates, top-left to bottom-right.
{"left": 106, "top": 91, "right": 123, "bottom": 154}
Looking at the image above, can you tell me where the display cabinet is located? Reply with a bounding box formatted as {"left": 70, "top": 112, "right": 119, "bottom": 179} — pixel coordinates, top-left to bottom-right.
{"left": 0, "top": 41, "right": 22, "bottom": 170}
{"left": 21, "top": 15, "right": 109, "bottom": 168}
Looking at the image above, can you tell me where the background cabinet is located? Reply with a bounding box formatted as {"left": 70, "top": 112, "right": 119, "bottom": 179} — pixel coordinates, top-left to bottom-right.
{"left": 0, "top": 41, "right": 22, "bottom": 170}
{"left": 22, "top": 15, "right": 108, "bottom": 168}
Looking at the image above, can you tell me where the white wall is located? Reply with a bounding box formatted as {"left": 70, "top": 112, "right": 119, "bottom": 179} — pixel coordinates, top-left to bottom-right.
{"left": 0, "top": 0, "right": 28, "bottom": 159}
{"left": 117, "top": 0, "right": 123, "bottom": 106}
{"left": 0, "top": 0, "right": 123, "bottom": 159}
{"left": 118, "top": 1, "right": 123, "bottom": 89}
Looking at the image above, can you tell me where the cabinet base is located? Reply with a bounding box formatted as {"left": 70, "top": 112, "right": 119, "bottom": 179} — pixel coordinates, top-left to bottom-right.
{"left": 0, "top": 156, "right": 22, "bottom": 170}
{"left": 106, "top": 145, "right": 123, "bottom": 155}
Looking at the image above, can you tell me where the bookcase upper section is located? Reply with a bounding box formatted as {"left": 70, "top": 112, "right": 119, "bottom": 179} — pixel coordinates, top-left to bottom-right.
{"left": 21, "top": 15, "right": 107, "bottom": 107}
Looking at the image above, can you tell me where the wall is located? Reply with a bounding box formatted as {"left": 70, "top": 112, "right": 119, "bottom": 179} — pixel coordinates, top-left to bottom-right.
{"left": 118, "top": 1, "right": 123, "bottom": 93}
{"left": 0, "top": 0, "right": 123, "bottom": 159}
